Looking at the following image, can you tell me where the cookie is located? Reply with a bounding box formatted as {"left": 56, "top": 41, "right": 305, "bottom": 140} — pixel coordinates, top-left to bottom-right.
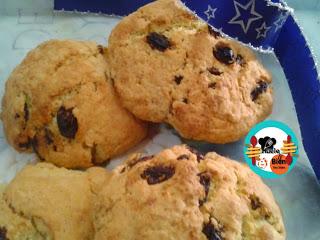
{"left": 1, "top": 39, "right": 148, "bottom": 168}
{"left": 94, "top": 145, "right": 285, "bottom": 240}
{"left": 108, "top": 0, "right": 273, "bottom": 143}
{"left": 0, "top": 184, "right": 42, "bottom": 240}
{"left": 0, "top": 163, "right": 109, "bottom": 240}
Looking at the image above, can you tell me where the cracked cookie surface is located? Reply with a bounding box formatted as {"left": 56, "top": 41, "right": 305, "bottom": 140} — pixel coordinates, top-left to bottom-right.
{"left": 0, "top": 163, "right": 109, "bottom": 240}
{"left": 94, "top": 145, "right": 285, "bottom": 240}
{"left": 0, "top": 184, "right": 42, "bottom": 240}
{"left": 108, "top": 0, "right": 273, "bottom": 143}
{"left": 1, "top": 39, "right": 148, "bottom": 168}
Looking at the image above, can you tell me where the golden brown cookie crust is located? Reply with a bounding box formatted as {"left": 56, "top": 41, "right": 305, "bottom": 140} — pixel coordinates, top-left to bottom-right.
{"left": 0, "top": 184, "right": 43, "bottom": 240}
{"left": 2, "top": 163, "right": 110, "bottom": 240}
{"left": 1, "top": 39, "right": 148, "bottom": 168}
{"left": 108, "top": 0, "right": 273, "bottom": 143}
{"left": 94, "top": 145, "right": 285, "bottom": 240}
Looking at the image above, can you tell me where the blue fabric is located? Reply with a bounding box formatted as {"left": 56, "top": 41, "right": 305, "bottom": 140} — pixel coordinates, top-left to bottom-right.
{"left": 181, "top": 0, "right": 290, "bottom": 50}
{"left": 275, "top": 15, "right": 320, "bottom": 180}
{"left": 54, "top": 0, "right": 320, "bottom": 180}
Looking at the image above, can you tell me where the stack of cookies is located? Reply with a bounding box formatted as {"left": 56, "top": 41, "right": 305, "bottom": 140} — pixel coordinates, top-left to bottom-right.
{"left": 0, "top": 0, "right": 284, "bottom": 239}
{"left": 0, "top": 146, "right": 285, "bottom": 240}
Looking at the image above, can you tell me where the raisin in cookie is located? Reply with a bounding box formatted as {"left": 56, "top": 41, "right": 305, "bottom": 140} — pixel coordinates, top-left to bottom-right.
{"left": 94, "top": 145, "right": 285, "bottom": 240}
{"left": 0, "top": 163, "right": 109, "bottom": 240}
{"left": 1, "top": 39, "right": 148, "bottom": 168}
{"left": 108, "top": 0, "right": 273, "bottom": 143}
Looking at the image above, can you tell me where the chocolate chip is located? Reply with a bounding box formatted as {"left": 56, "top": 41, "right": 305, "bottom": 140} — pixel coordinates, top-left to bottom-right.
{"left": 174, "top": 75, "right": 184, "bottom": 85}
{"left": 44, "top": 128, "right": 54, "bottom": 145}
{"left": 97, "top": 45, "right": 104, "bottom": 54}
{"left": 31, "top": 136, "right": 44, "bottom": 161}
{"left": 213, "top": 45, "right": 235, "bottom": 65}
{"left": 14, "top": 113, "right": 20, "bottom": 119}
{"left": 57, "top": 106, "right": 78, "bottom": 139}
{"left": 110, "top": 77, "right": 115, "bottom": 86}
{"left": 208, "top": 82, "right": 217, "bottom": 89}
{"left": 208, "top": 67, "right": 222, "bottom": 76}
{"left": 91, "top": 144, "right": 97, "bottom": 164}
{"left": 177, "top": 154, "right": 189, "bottom": 160}
{"left": 24, "top": 102, "right": 29, "bottom": 122}
{"left": 187, "top": 146, "right": 204, "bottom": 162}
{"left": 236, "top": 54, "right": 245, "bottom": 66}
{"left": 264, "top": 212, "right": 271, "bottom": 220}
{"left": 208, "top": 25, "right": 221, "bottom": 38}
{"left": 199, "top": 173, "right": 211, "bottom": 195}
{"left": 146, "top": 32, "right": 171, "bottom": 52}
{"left": 251, "top": 81, "right": 268, "bottom": 101}
{"left": 141, "top": 165, "right": 175, "bottom": 185}
{"left": 250, "top": 195, "right": 262, "bottom": 210}
{"left": 198, "top": 172, "right": 211, "bottom": 206}
{"left": 202, "top": 222, "right": 222, "bottom": 240}
{"left": 0, "top": 226, "right": 8, "bottom": 240}
{"left": 199, "top": 199, "right": 206, "bottom": 207}
{"left": 18, "top": 140, "right": 31, "bottom": 149}
{"left": 183, "top": 98, "right": 188, "bottom": 104}
{"left": 128, "top": 155, "right": 154, "bottom": 168}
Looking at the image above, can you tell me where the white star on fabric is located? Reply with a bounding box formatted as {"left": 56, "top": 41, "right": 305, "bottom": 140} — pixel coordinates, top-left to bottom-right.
{"left": 256, "top": 22, "right": 271, "bottom": 39}
{"left": 204, "top": 5, "right": 217, "bottom": 21}
{"left": 229, "top": 0, "right": 262, "bottom": 34}
{"left": 274, "top": 13, "right": 288, "bottom": 32}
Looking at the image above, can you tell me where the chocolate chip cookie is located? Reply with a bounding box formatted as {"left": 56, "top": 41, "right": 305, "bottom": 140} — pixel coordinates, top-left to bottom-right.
{"left": 0, "top": 163, "right": 109, "bottom": 240}
{"left": 1, "top": 40, "right": 148, "bottom": 168}
{"left": 94, "top": 145, "right": 285, "bottom": 240}
{"left": 108, "top": 0, "right": 273, "bottom": 143}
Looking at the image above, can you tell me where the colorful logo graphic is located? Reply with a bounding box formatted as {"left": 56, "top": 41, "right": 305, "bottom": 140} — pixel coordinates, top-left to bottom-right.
{"left": 244, "top": 120, "right": 298, "bottom": 178}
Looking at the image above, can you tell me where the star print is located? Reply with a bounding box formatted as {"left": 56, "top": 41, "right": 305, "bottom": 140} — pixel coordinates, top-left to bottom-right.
{"left": 256, "top": 22, "right": 271, "bottom": 39}
{"left": 204, "top": 5, "right": 217, "bottom": 21}
{"left": 274, "top": 13, "right": 288, "bottom": 32}
{"left": 229, "top": 0, "right": 262, "bottom": 34}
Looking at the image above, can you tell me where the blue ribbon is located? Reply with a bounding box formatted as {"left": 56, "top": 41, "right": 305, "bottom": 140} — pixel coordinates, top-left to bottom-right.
{"left": 182, "top": 0, "right": 291, "bottom": 51}
{"left": 275, "top": 15, "right": 320, "bottom": 180}
{"left": 54, "top": 0, "right": 320, "bottom": 180}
